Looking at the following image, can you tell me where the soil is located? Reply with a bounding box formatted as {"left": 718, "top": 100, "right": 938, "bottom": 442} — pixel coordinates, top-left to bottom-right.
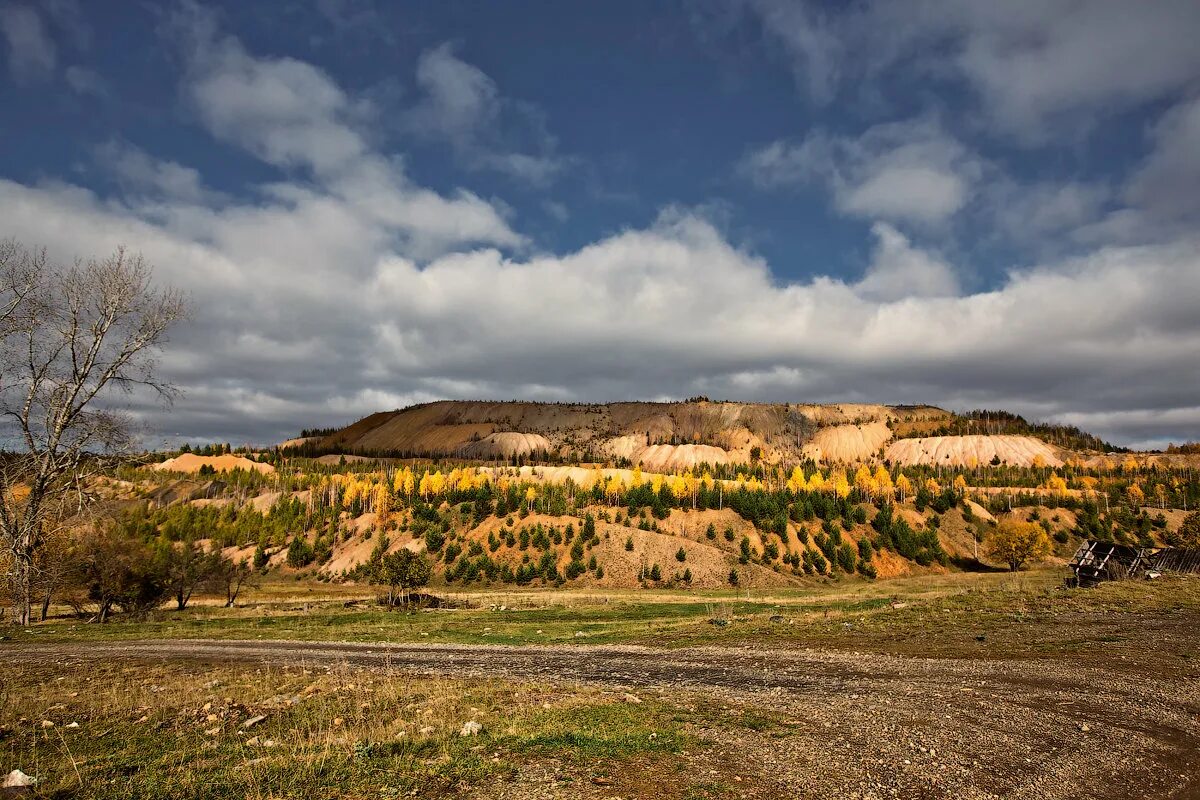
{"left": 7, "top": 638, "right": 1198, "bottom": 799}
{"left": 885, "top": 435, "right": 1063, "bottom": 468}
{"left": 152, "top": 453, "right": 276, "bottom": 474}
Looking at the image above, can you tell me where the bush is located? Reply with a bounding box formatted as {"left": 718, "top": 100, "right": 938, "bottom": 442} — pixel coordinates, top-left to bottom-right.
{"left": 424, "top": 527, "right": 446, "bottom": 552}
{"left": 837, "top": 542, "right": 857, "bottom": 573}
{"left": 1170, "top": 512, "right": 1200, "bottom": 549}
{"left": 676, "top": 546, "right": 687, "bottom": 562}
{"left": 286, "top": 535, "right": 315, "bottom": 568}
{"left": 728, "top": 569, "right": 739, "bottom": 586}
{"left": 986, "top": 519, "right": 1052, "bottom": 571}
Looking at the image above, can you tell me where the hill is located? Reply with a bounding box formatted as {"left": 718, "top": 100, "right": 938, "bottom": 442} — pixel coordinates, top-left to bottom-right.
{"left": 288, "top": 400, "right": 1111, "bottom": 467}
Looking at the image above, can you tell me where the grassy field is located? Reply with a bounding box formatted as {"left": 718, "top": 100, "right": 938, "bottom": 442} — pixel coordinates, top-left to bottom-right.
{"left": 4, "top": 569, "right": 1200, "bottom": 798}
{"left": 0, "top": 657, "right": 720, "bottom": 799}
{"left": 10, "top": 569, "right": 1200, "bottom": 669}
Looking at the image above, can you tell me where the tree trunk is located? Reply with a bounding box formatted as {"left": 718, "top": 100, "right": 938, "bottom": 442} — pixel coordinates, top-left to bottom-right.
{"left": 176, "top": 589, "right": 186, "bottom": 610}
{"left": 40, "top": 591, "right": 52, "bottom": 622}
{"left": 98, "top": 601, "right": 111, "bottom": 624}
{"left": 13, "top": 556, "right": 33, "bottom": 626}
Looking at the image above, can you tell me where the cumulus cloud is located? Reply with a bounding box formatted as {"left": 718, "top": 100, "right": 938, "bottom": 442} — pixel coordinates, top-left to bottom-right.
{"left": 1, "top": 3, "right": 1197, "bottom": 450}
{"left": 404, "top": 43, "right": 565, "bottom": 185}
{"left": 96, "top": 141, "right": 218, "bottom": 204}
{"left": 1125, "top": 95, "right": 1200, "bottom": 224}
{"left": 63, "top": 64, "right": 104, "bottom": 95}
{"left": 4, "top": 173, "right": 1198, "bottom": 447}
{"left": 740, "top": 118, "right": 982, "bottom": 224}
{"left": 734, "top": 0, "right": 1200, "bottom": 138}
{"left": 933, "top": 0, "right": 1200, "bottom": 137}
{"left": 855, "top": 223, "right": 958, "bottom": 301}
{"left": 0, "top": 3, "right": 56, "bottom": 83}
{"left": 739, "top": 0, "right": 841, "bottom": 102}
{"left": 169, "top": 10, "right": 524, "bottom": 260}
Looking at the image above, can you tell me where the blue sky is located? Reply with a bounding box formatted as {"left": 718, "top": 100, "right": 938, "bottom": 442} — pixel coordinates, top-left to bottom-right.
{"left": 2, "top": 0, "right": 1199, "bottom": 448}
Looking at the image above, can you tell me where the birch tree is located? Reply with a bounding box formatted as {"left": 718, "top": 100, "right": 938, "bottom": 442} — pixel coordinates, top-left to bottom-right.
{"left": 1, "top": 241, "right": 185, "bottom": 625}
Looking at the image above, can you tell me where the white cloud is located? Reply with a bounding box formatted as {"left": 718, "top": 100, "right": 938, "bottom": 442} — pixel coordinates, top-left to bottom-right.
{"left": 404, "top": 43, "right": 565, "bottom": 184}
{"left": 1, "top": 3, "right": 1197, "bottom": 449}
{"left": 63, "top": 64, "right": 104, "bottom": 95}
{"left": 938, "top": 0, "right": 1200, "bottom": 137}
{"left": 0, "top": 4, "right": 55, "bottom": 83}
{"left": 855, "top": 223, "right": 958, "bottom": 301}
{"left": 97, "top": 141, "right": 217, "bottom": 204}
{"left": 740, "top": 0, "right": 841, "bottom": 102}
{"left": 171, "top": 12, "right": 524, "bottom": 259}
{"left": 740, "top": 117, "right": 982, "bottom": 224}
{"left": 733, "top": 0, "right": 1200, "bottom": 138}
{"left": 8, "top": 172, "right": 1198, "bottom": 447}
{"left": 1125, "top": 95, "right": 1200, "bottom": 223}
{"left": 185, "top": 33, "right": 368, "bottom": 174}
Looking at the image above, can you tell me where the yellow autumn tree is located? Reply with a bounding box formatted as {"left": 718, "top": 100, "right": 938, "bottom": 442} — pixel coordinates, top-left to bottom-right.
{"left": 1126, "top": 483, "right": 1145, "bottom": 507}
{"left": 787, "top": 466, "right": 806, "bottom": 493}
{"left": 683, "top": 472, "right": 699, "bottom": 508}
{"left": 605, "top": 475, "right": 624, "bottom": 503}
{"left": 1044, "top": 474, "right": 1068, "bottom": 497}
{"left": 854, "top": 465, "right": 876, "bottom": 500}
{"left": 808, "top": 471, "right": 826, "bottom": 493}
{"left": 895, "top": 473, "right": 912, "bottom": 503}
{"left": 1153, "top": 483, "right": 1168, "bottom": 509}
{"left": 373, "top": 482, "right": 392, "bottom": 523}
{"left": 952, "top": 474, "right": 968, "bottom": 496}
{"left": 874, "top": 466, "right": 893, "bottom": 500}
{"left": 985, "top": 519, "right": 1051, "bottom": 571}
{"left": 525, "top": 486, "right": 537, "bottom": 511}
{"left": 831, "top": 470, "right": 851, "bottom": 499}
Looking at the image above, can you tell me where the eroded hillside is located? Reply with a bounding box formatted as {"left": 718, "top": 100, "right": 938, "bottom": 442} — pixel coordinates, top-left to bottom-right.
{"left": 297, "top": 400, "right": 953, "bottom": 465}
{"left": 293, "top": 399, "right": 1117, "bottom": 468}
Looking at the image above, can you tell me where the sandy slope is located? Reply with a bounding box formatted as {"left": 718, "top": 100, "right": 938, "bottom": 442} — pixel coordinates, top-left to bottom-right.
{"left": 885, "top": 435, "right": 1063, "bottom": 467}
{"left": 277, "top": 436, "right": 322, "bottom": 450}
{"left": 460, "top": 432, "right": 553, "bottom": 459}
{"left": 802, "top": 421, "right": 892, "bottom": 463}
{"left": 313, "top": 399, "right": 940, "bottom": 465}
{"left": 152, "top": 453, "right": 275, "bottom": 474}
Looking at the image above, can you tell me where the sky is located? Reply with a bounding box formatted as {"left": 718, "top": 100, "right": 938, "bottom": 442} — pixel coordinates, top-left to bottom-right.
{"left": 1, "top": 0, "right": 1198, "bottom": 449}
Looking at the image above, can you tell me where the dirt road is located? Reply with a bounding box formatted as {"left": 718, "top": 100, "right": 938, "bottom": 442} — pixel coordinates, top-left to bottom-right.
{"left": 6, "top": 638, "right": 1200, "bottom": 798}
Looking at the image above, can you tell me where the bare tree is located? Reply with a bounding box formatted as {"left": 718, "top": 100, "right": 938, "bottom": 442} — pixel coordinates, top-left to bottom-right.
{"left": 209, "top": 554, "right": 256, "bottom": 608}
{"left": 0, "top": 240, "right": 185, "bottom": 625}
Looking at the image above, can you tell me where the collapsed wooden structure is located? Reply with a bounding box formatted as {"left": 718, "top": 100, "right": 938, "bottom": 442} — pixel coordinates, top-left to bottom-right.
{"left": 1069, "top": 540, "right": 1200, "bottom": 586}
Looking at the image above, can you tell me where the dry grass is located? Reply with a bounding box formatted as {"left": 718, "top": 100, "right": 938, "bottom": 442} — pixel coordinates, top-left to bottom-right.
{"left": 0, "top": 658, "right": 694, "bottom": 799}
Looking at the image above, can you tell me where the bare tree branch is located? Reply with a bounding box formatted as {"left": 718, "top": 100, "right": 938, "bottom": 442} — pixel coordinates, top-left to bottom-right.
{"left": 0, "top": 241, "right": 186, "bottom": 625}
